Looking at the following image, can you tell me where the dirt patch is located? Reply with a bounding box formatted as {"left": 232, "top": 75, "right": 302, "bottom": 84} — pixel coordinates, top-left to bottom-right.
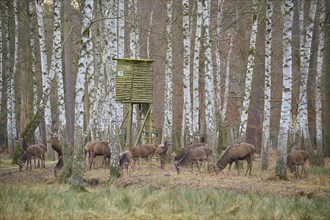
{"left": 1, "top": 151, "right": 329, "bottom": 199}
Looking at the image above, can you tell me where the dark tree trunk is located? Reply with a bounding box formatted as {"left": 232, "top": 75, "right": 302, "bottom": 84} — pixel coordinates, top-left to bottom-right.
{"left": 246, "top": 0, "right": 266, "bottom": 154}
{"left": 323, "top": 0, "right": 330, "bottom": 157}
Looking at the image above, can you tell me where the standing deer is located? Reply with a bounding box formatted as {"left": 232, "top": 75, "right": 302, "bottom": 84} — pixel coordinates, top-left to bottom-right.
{"left": 47, "top": 133, "right": 64, "bottom": 177}
{"left": 156, "top": 141, "right": 169, "bottom": 169}
{"left": 84, "top": 141, "right": 111, "bottom": 169}
{"left": 287, "top": 150, "right": 309, "bottom": 178}
{"left": 119, "top": 150, "right": 132, "bottom": 176}
{"left": 131, "top": 144, "right": 156, "bottom": 172}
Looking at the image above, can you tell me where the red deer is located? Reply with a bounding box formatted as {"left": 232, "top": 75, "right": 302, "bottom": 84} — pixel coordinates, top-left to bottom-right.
{"left": 156, "top": 141, "right": 169, "bottom": 169}
{"left": 47, "top": 133, "right": 64, "bottom": 177}
{"left": 215, "top": 142, "right": 255, "bottom": 176}
{"left": 19, "top": 145, "right": 45, "bottom": 171}
{"left": 84, "top": 141, "right": 111, "bottom": 169}
{"left": 287, "top": 150, "right": 308, "bottom": 178}
{"left": 174, "top": 147, "right": 207, "bottom": 174}
{"left": 131, "top": 144, "right": 156, "bottom": 172}
{"left": 119, "top": 150, "right": 132, "bottom": 176}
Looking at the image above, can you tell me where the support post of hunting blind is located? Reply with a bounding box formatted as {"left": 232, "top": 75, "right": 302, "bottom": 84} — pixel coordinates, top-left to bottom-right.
{"left": 113, "top": 58, "right": 156, "bottom": 149}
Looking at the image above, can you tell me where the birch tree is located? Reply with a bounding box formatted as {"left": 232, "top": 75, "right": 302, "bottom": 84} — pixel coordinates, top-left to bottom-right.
{"left": 35, "top": 0, "right": 52, "bottom": 151}
{"left": 163, "top": 0, "right": 173, "bottom": 144}
{"left": 296, "top": 0, "right": 317, "bottom": 163}
{"left": 108, "top": 0, "right": 120, "bottom": 180}
{"left": 215, "top": 0, "right": 224, "bottom": 151}
{"left": 28, "top": 0, "right": 41, "bottom": 143}
{"left": 276, "top": 0, "right": 294, "bottom": 179}
{"left": 7, "top": 0, "right": 18, "bottom": 157}
{"left": 315, "top": 0, "right": 325, "bottom": 166}
{"left": 71, "top": 0, "right": 94, "bottom": 189}
{"left": 128, "top": 0, "right": 139, "bottom": 144}
{"left": 239, "top": 0, "right": 259, "bottom": 140}
{"left": 49, "top": 0, "right": 65, "bottom": 137}
{"left": 192, "top": 0, "right": 203, "bottom": 141}
{"left": 222, "top": 7, "right": 238, "bottom": 128}
{"left": 203, "top": 0, "right": 217, "bottom": 153}
{"left": 261, "top": 0, "right": 273, "bottom": 170}
{"left": 118, "top": 0, "right": 125, "bottom": 60}
{"left": 116, "top": 0, "right": 124, "bottom": 127}
{"left": 182, "top": 0, "right": 193, "bottom": 145}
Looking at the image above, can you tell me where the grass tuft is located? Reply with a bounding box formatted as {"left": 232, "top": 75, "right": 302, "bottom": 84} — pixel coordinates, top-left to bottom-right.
{"left": 0, "top": 181, "right": 329, "bottom": 219}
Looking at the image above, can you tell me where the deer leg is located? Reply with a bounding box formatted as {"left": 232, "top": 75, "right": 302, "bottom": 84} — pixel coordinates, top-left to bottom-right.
{"left": 89, "top": 154, "right": 95, "bottom": 170}
{"left": 235, "top": 160, "right": 240, "bottom": 176}
{"left": 228, "top": 162, "right": 232, "bottom": 175}
{"left": 245, "top": 157, "right": 252, "bottom": 176}
{"left": 196, "top": 161, "right": 202, "bottom": 174}
{"left": 301, "top": 164, "right": 307, "bottom": 178}
{"left": 293, "top": 165, "right": 298, "bottom": 178}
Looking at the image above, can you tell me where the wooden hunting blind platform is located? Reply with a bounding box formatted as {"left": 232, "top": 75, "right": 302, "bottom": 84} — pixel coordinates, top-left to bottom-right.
{"left": 113, "top": 58, "right": 156, "bottom": 148}
{"left": 114, "top": 58, "right": 154, "bottom": 104}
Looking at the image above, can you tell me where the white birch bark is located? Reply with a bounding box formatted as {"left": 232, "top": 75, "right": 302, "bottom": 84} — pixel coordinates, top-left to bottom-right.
{"left": 116, "top": 0, "right": 124, "bottom": 126}
{"left": 239, "top": 0, "right": 259, "bottom": 140}
{"left": 315, "top": 0, "right": 325, "bottom": 166}
{"left": 147, "top": 2, "right": 156, "bottom": 58}
{"left": 118, "top": 0, "right": 125, "bottom": 59}
{"left": 49, "top": 0, "right": 65, "bottom": 135}
{"left": 7, "top": 0, "right": 18, "bottom": 156}
{"left": 36, "top": 0, "right": 52, "bottom": 146}
{"left": 222, "top": 31, "right": 234, "bottom": 123}
{"left": 102, "top": 0, "right": 120, "bottom": 177}
{"left": 296, "top": 0, "right": 316, "bottom": 158}
{"left": 182, "top": 0, "right": 193, "bottom": 144}
{"left": 192, "top": 0, "right": 203, "bottom": 141}
{"left": 164, "top": 0, "right": 173, "bottom": 142}
{"left": 28, "top": 0, "right": 40, "bottom": 142}
{"left": 72, "top": 0, "right": 94, "bottom": 188}
{"left": 216, "top": 0, "right": 224, "bottom": 123}
{"left": 129, "top": 0, "right": 139, "bottom": 58}
{"left": 110, "top": 0, "right": 120, "bottom": 173}
{"left": 276, "top": 0, "right": 293, "bottom": 179}
{"left": 261, "top": 0, "right": 273, "bottom": 170}
{"left": 89, "top": 5, "right": 102, "bottom": 140}
{"left": 128, "top": 0, "right": 139, "bottom": 143}
{"left": 203, "top": 0, "right": 217, "bottom": 154}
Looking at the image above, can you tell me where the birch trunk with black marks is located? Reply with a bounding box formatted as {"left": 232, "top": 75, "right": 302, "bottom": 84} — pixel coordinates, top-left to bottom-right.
{"left": 71, "top": 0, "right": 94, "bottom": 189}
{"left": 7, "top": 0, "right": 18, "bottom": 157}
{"left": 203, "top": 0, "right": 217, "bottom": 155}
{"left": 164, "top": 0, "right": 173, "bottom": 144}
{"left": 182, "top": 0, "right": 193, "bottom": 145}
{"left": 239, "top": 0, "right": 259, "bottom": 141}
{"left": 315, "top": 0, "right": 325, "bottom": 166}
{"left": 261, "top": 0, "right": 273, "bottom": 170}
{"left": 192, "top": 0, "right": 203, "bottom": 142}
{"left": 295, "top": 0, "right": 317, "bottom": 164}
{"left": 276, "top": 0, "right": 293, "bottom": 179}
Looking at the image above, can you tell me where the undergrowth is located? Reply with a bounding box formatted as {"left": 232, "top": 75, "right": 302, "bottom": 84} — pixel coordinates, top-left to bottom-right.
{"left": 0, "top": 183, "right": 329, "bottom": 219}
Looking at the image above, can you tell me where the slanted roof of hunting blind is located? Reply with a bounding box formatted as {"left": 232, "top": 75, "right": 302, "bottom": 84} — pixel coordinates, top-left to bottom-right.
{"left": 114, "top": 58, "right": 154, "bottom": 104}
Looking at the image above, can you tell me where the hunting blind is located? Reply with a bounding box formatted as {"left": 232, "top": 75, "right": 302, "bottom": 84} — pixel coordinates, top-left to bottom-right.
{"left": 114, "top": 58, "right": 156, "bottom": 148}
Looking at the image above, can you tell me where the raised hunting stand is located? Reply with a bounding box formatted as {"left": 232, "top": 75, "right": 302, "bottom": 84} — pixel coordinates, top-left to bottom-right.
{"left": 114, "top": 58, "right": 156, "bottom": 149}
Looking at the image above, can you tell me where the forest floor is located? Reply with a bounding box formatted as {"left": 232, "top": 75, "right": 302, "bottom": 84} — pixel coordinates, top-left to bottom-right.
{"left": 0, "top": 149, "right": 329, "bottom": 199}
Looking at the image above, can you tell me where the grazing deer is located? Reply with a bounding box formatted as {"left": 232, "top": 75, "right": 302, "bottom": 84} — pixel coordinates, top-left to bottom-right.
{"left": 215, "top": 142, "right": 255, "bottom": 176}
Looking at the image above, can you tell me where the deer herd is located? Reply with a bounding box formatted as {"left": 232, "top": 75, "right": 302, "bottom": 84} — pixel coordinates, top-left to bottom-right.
{"left": 18, "top": 134, "right": 310, "bottom": 179}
